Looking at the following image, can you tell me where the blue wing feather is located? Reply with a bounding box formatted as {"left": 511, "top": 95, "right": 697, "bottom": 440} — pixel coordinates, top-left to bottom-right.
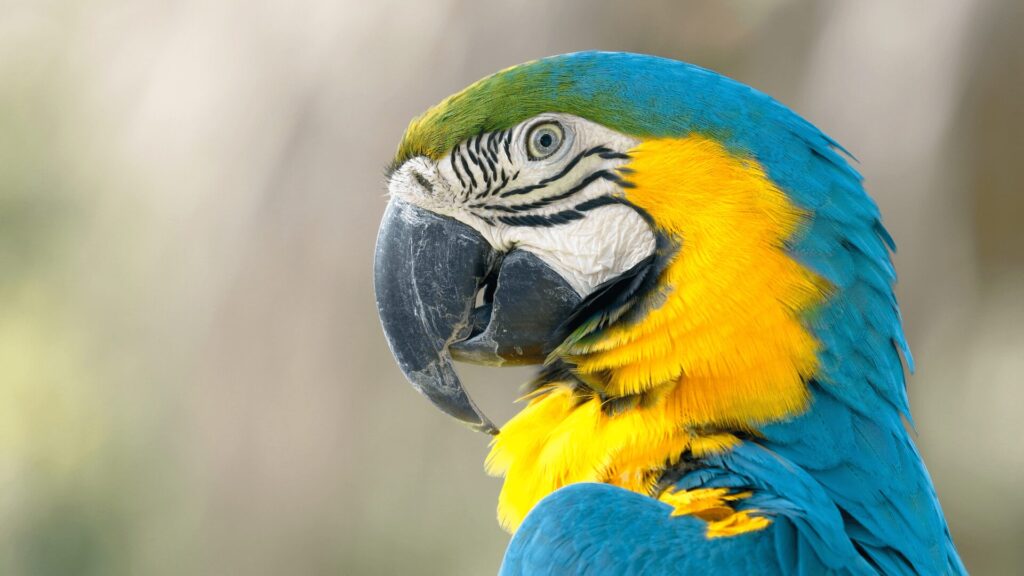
{"left": 500, "top": 481, "right": 869, "bottom": 576}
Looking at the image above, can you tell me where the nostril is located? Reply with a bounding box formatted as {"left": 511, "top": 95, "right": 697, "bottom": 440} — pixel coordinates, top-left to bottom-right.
{"left": 412, "top": 171, "right": 434, "bottom": 194}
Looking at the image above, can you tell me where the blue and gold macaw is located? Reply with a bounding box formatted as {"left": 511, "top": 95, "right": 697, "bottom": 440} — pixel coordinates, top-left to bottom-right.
{"left": 375, "top": 52, "right": 965, "bottom": 575}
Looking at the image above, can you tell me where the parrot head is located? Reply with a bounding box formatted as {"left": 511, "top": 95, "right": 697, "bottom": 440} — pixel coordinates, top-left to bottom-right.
{"left": 375, "top": 51, "right": 909, "bottom": 531}
{"left": 376, "top": 106, "right": 658, "bottom": 434}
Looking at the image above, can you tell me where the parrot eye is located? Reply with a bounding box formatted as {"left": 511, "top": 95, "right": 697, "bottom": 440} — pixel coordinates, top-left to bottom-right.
{"left": 526, "top": 121, "right": 565, "bottom": 160}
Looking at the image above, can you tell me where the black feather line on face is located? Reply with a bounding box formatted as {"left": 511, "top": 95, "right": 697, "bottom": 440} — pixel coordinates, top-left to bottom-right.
{"left": 451, "top": 149, "right": 467, "bottom": 189}
{"left": 478, "top": 149, "right": 492, "bottom": 189}
{"left": 490, "top": 169, "right": 510, "bottom": 197}
{"left": 486, "top": 132, "right": 500, "bottom": 172}
{"left": 459, "top": 147, "right": 477, "bottom": 190}
{"left": 472, "top": 133, "right": 483, "bottom": 160}
{"left": 498, "top": 145, "right": 617, "bottom": 199}
{"left": 502, "top": 129, "right": 513, "bottom": 160}
{"left": 470, "top": 170, "right": 631, "bottom": 212}
{"left": 574, "top": 195, "right": 621, "bottom": 212}
{"left": 497, "top": 210, "right": 586, "bottom": 227}
{"left": 492, "top": 195, "right": 629, "bottom": 224}
{"left": 465, "top": 141, "right": 481, "bottom": 177}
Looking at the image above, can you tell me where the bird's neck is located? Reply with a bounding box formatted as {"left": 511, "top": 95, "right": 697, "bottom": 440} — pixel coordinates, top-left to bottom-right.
{"left": 487, "top": 136, "right": 832, "bottom": 532}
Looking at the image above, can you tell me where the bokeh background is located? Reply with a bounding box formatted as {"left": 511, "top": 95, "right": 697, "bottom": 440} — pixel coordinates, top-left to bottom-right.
{"left": 2, "top": 0, "right": 1022, "bottom": 574}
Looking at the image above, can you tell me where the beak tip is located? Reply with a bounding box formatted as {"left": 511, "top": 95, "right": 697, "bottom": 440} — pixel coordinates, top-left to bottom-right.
{"left": 466, "top": 413, "right": 500, "bottom": 435}
{"left": 375, "top": 197, "right": 501, "bottom": 434}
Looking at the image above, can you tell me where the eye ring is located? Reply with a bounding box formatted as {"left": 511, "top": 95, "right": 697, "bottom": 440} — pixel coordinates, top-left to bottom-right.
{"left": 525, "top": 121, "right": 565, "bottom": 160}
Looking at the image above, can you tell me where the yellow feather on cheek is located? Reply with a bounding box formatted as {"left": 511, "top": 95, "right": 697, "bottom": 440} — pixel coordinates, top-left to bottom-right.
{"left": 487, "top": 136, "right": 829, "bottom": 533}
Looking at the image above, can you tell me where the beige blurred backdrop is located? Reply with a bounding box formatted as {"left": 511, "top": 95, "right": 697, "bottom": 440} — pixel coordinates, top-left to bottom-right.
{"left": 2, "top": 1, "right": 1022, "bottom": 574}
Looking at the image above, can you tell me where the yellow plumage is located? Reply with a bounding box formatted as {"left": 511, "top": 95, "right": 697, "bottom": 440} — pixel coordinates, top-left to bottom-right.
{"left": 487, "top": 136, "right": 830, "bottom": 533}
{"left": 659, "top": 487, "right": 771, "bottom": 538}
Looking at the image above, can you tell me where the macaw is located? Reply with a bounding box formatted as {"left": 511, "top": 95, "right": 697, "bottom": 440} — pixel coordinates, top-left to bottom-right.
{"left": 374, "top": 51, "right": 965, "bottom": 575}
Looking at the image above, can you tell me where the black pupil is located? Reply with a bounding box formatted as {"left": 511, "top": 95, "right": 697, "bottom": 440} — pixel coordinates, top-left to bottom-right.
{"left": 539, "top": 132, "right": 553, "bottom": 148}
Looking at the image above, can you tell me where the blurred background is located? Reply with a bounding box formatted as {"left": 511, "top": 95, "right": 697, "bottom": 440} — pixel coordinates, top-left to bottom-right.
{"left": 2, "top": 0, "right": 1021, "bottom": 574}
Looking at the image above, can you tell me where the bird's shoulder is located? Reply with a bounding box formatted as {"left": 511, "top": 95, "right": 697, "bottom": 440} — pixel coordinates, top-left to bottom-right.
{"left": 499, "top": 459, "right": 876, "bottom": 576}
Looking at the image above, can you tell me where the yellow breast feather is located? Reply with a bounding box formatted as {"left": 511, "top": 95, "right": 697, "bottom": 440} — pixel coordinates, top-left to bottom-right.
{"left": 487, "top": 135, "right": 829, "bottom": 533}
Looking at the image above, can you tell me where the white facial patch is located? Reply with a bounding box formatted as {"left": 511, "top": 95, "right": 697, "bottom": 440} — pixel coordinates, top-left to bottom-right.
{"left": 388, "top": 113, "right": 656, "bottom": 298}
{"left": 501, "top": 203, "right": 655, "bottom": 295}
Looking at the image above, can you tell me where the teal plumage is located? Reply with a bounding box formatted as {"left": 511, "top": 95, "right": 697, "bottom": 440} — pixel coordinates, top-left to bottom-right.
{"left": 485, "top": 53, "right": 964, "bottom": 575}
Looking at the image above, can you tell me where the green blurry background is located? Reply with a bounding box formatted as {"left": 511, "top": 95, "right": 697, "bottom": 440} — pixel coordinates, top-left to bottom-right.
{"left": 2, "top": 0, "right": 1021, "bottom": 574}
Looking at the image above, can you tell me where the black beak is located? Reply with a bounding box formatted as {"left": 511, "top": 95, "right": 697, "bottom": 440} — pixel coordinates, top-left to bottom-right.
{"left": 374, "top": 198, "right": 581, "bottom": 434}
